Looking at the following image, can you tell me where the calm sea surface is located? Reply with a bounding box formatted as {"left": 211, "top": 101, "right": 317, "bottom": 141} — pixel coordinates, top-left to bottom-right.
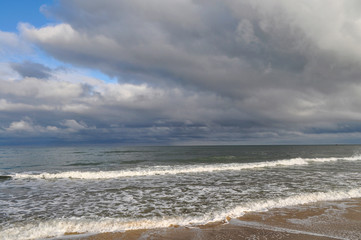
{"left": 1, "top": 145, "right": 361, "bottom": 239}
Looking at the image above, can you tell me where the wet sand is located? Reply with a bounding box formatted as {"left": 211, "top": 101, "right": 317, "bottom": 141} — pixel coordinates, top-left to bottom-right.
{"left": 59, "top": 198, "right": 361, "bottom": 240}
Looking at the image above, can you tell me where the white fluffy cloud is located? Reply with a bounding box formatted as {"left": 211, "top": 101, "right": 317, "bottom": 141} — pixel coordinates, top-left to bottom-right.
{"left": 0, "top": 30, "right": 31, "bottom": 59}
{"left": 6, "top": 118, "right": 59, "bottom": 133}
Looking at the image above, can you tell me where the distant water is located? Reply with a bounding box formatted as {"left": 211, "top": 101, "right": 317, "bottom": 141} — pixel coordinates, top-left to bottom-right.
{"left": 1, "top": 145, "right": 361, "bottom": 240}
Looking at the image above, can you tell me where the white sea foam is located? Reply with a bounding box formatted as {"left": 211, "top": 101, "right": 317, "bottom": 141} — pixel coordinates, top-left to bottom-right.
{"left": 1, "top": 187, "right": 360, "bottom": 240}
{"left": 12, "top": 155, "right": 361, "bottom": 180}
{"left": 223, "top": 187, "right": 361, "bottom": 219}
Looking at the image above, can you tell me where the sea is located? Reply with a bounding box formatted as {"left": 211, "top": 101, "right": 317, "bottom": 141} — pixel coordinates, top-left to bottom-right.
{"left": 0, "top": 145, "right": 360, "bottom": 240}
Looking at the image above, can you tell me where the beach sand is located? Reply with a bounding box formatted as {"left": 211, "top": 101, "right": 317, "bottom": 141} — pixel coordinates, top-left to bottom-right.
{"left": 60, "top": 198, "right": 361, "bottom": 240}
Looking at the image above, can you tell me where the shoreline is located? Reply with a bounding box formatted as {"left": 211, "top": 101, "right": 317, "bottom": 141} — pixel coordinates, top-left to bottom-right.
{"left": 57, "top": 197, "right": 361, "bottom": 240}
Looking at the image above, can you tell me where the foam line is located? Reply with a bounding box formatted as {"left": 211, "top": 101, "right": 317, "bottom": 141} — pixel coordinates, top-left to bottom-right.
{"left": 223, "top": 187, "right": 361, "bottom": 219}
{"left": 229, "top": 219, "right": 347, "bottom": 240}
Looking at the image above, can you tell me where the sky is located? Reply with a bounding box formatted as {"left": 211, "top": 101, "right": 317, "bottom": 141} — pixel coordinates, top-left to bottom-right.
{"left": 1, "top": 0, "right": 361, "bottom": 146}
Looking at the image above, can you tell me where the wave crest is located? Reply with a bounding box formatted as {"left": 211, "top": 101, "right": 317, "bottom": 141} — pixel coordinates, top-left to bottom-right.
{"left": 12, "top": 155, "right": 361, "bottom": 180}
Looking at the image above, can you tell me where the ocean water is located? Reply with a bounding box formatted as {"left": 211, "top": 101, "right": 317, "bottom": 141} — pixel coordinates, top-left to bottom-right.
{"left": 0, "top": 145, "right": 361, "bottom": 239}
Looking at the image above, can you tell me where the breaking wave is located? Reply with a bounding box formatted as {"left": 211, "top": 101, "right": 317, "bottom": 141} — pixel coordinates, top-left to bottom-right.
{"left": 1, "top": 187, "right": 360, "bottom": 240}
{"left": 11, "top": 155, "right": 361, "bottom": 180}
{"left": 12, "top": 155, "right": 361, "bottom": 180}
{"left": 0, "top": 175, "right": 12, "bottom": 181}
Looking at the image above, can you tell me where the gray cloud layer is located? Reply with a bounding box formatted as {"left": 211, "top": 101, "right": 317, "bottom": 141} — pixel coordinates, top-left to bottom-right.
{"left": 1, "top": 0, "right": 361, "bottom": 145}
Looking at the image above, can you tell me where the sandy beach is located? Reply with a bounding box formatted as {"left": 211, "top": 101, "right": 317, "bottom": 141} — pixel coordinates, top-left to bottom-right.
{"left": 58, "top": 198, "right": 361, "bottom": 240}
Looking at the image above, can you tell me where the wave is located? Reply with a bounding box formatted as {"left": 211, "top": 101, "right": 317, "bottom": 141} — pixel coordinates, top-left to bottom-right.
{"left": 1, "top": 187, "right": 360, "bottom": 240}
{"left": 64, "top": 162, "right": 103, "bottom": 167}
{"left": 0, "top": 175, "right": 12, "bottom": 181}
{"left": 11, "top": 155, "right": 361, "bottom": 180}
{"left": 223, "top": 187, "right": 361, "bottom": 218}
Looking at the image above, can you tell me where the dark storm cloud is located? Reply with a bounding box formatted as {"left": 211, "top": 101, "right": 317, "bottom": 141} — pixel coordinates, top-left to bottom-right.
{"left": 11, "top": 61, "right": 52, "bottom": 79}
{"left": 26, "top": 0, "right": 354, "bottom": 100}
{"left": 2, "top": 0, "right": 361, "bottom": 144}
{"left": 28, "top": 0, "right": 314, "bottom": 92}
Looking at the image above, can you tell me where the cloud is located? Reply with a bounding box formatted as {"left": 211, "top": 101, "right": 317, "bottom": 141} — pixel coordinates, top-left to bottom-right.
{"left": 61, "top": 119, "right": 92, "bottom": 132}
{"left": 0, "top": 30, "right": 31, "bottom": 57}
{"left": 11, "top": 61, "right": 52, "bottom": 79}
{"left": 7, "top": 119, "right": 35, "bottom": 132}
{"left": 6, "top": 117, "right": 59, "bottom": 133}
{"left": 2, "top": 0, "right": 361, "bottom": 145}
{"left": 21, "top": 1, "right": 361, "bottom": 95}
{"left": 1, "top": 64, "right": 360, "bottom": 145}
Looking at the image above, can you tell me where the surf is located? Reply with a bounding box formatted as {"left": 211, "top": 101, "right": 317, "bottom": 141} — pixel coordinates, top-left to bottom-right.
{"left": 1, "top": 187, "right": 360, "bottom": 240}
{"left": 11, "top": 155, "right": 361, "bottom": 180}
